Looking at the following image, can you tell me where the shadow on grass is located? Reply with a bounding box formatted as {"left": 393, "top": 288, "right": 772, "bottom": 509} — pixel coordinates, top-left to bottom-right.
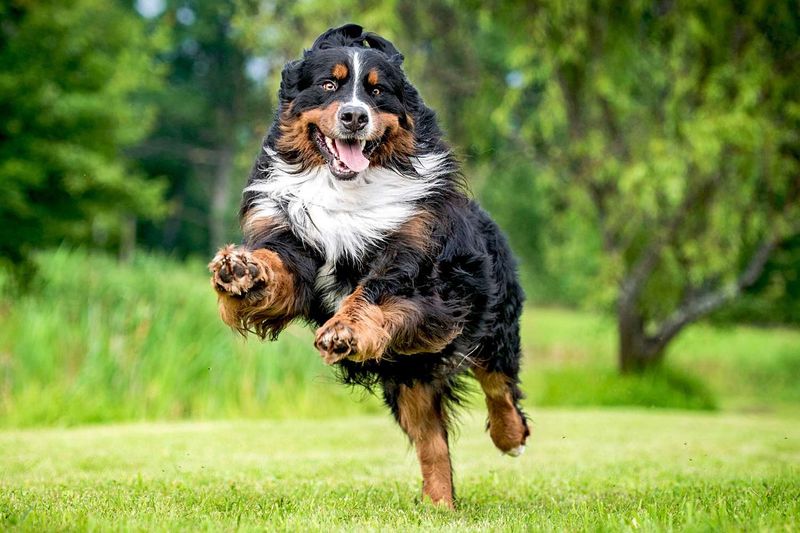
{"left": 528, "top": 365, "right": 717, "bottom": 410}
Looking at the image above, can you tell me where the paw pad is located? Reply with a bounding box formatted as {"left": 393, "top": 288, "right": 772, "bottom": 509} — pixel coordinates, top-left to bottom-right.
{"left": 208, "top": 245, "right": 266, "bottom": 296}
{"left": 314, "top": 321, "right": 358, "bottom": 364}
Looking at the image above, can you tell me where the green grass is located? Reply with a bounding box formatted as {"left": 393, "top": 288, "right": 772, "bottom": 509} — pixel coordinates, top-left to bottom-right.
{"left": 1, "top": 409, "right": 798, "bottom": 531}
{"left": 1, "top": 248, "right": 799, "bottom": 426}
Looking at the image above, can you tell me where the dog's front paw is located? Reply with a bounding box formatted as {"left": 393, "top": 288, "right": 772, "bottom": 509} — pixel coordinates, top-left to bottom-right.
{"left": 314, "top": 320, "right": 358, "bottom": 364}
{"left": 314, "top": 318, "right": 390, "bottom": 365}
{"left": 208, "top": 245, "right": 269, "bottom": 296}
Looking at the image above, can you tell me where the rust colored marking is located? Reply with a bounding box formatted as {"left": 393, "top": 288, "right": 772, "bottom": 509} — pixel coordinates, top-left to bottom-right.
{"left": 367, "top": 68, "right": 379, "bottom": 86}
{"left": 240, "top": 212, "right": 288, "bottom": 247}
{"left": 397, "top": 383, "right": 454, "bottom": 508}
{"left": 393, "top": 210, "right": 436, "bottom": 252}
{"left": 473, "top": 367, "right": 529, "bottom": 453}
{"left": 276, "top": 102, "right": 340, "bottom": 164}
{"left": 332, "top": 63, "right": 348, "bottom": 80}
{"left": 370, "top": 111, "right": 415, "bottom": 166}
{"left": 381, "top": 296, "right": 459, "bottom": 355}
{"left": 314, "top": 287, "right": 391, "bottom": 364}
{"left": 314, "top": 275, "right": 459, "bottom": 363}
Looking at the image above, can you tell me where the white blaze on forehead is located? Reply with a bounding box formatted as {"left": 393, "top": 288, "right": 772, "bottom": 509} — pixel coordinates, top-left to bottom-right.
{"left": 350, "top": 50, "right": 361, "bottom": 102}
{"left": 343, "top": 49, "right": 374, "bottom": 137}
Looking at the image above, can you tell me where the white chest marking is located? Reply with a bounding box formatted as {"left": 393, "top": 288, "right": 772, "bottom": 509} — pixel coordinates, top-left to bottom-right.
{"left": 245, "top": 157, "right": 444, "bottom": 263}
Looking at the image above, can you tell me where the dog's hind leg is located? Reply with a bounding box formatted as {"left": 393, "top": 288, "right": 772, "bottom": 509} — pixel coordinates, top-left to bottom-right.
{"left": 386, "top": 381, "right": 454, "bottom": 508}
{"left": 473, "top": 366, "right": 529, "bottom": 456}
{"left": 472, "top": 253, "right": 529, "bottom": 456}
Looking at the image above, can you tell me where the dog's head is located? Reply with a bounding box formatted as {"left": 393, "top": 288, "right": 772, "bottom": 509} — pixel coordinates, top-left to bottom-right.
{"left": 273, "top": 24, "right": 423, "bottom": 180}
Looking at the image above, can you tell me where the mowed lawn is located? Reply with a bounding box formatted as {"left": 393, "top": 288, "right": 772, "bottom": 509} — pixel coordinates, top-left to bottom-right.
{"left": 2, "top": 409, "right": 798, "bottom": 531}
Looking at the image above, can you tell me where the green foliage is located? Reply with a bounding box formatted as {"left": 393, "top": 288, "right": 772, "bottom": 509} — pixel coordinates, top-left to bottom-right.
{"left": 2, "top": 0, "right": 798, "bottom": 331}
{"left": 133, "top": 0, "right": 262, "bottom": 255}
{"left": 1, "top": 411, "right": 798, "bottom": 530}
{"left": 487, "top": 1, "right": 800, "bottom": 332}
{"left": 0, "top": 0, "right": 167, "bottom": 263}
{"left": 716, "top": 235, "right": 800, "bottom": 325}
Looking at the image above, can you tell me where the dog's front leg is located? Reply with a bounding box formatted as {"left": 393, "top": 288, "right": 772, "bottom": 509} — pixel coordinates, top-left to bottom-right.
{"left": 313, "top": 287, "right": 391, "bottom": 364}
{"left": 208, "top": 244, "right": 299, "bottom": 338}
{"left": 314, "top": 288, "right": 460, "bottom": 364}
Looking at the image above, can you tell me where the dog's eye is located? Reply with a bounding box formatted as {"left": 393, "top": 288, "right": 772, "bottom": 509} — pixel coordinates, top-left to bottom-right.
{"left": 321, "top": 81, "right": 338, "bottom": 91}
{"left": 371, "top": 87, "right": 381, "bottom": 97}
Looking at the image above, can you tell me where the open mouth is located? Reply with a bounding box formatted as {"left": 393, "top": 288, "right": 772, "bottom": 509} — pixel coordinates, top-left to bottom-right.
{"left": 312, "top": 126, "right": 380, "bottom": 180}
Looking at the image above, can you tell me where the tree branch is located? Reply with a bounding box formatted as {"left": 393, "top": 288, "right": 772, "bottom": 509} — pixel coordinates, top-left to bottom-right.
{"left": 646, "top": 237, "right": 779, "bottom": 353}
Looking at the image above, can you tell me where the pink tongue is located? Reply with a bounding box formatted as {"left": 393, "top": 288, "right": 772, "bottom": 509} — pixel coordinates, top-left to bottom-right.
{"left": 334, "top": 139, "right": 370, "bottom": 172}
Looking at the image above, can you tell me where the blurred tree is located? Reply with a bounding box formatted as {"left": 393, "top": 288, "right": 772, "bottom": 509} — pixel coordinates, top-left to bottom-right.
{"left": 713, "top": 234, "right": 800, "bottom": 325}
{"left": 133, "top": 0, "right": 261, "bottom": 256}
{"left": 0, "top": 0, "right": 167, "bottom": 266}
{"left": 491, "top": 0, "right": 800, "bottom": 371}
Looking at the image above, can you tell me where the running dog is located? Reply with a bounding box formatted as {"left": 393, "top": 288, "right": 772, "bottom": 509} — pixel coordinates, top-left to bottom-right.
{"left": 208, "top": 24, "right": 529, "bottom": 508}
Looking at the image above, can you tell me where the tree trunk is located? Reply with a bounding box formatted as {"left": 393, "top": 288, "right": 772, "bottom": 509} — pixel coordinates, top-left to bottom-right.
{"left": 617, "top": 237, "right": 781, "bottom": 373}
{"left": 618, "top": 302, "right": 664, "bottom": 373}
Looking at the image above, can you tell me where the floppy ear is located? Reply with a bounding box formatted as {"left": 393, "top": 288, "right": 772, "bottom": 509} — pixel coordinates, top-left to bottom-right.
{"left": 278, "top": 59, "right": 303, "bottom": 106}
{"left": 362, "top": 32, "right": 404, "bottom": 66}
{"left": 310, "top": 24, "right": 364, "bottom": 51}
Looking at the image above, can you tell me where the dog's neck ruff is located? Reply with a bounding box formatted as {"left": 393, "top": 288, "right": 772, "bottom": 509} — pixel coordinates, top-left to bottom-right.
{"left": 245, "top": 151, "right": 451, "bottom": 263}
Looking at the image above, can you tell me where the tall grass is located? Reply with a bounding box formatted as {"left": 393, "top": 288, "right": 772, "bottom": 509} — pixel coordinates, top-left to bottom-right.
{"left": 0, "top": 248, "right": 382, "bottom": 427}
{"left": 1, "top": 249, "right": 798, "bottom": 427}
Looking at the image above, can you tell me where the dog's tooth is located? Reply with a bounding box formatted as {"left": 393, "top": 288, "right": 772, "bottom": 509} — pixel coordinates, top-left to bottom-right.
{"left": 359, "top": 139, "right": 366, "bottom": 150}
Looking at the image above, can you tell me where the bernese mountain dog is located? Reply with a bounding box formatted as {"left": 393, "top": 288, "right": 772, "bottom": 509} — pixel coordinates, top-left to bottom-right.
{"left": 208, "top": 24, "right": 528, "bottom": 508}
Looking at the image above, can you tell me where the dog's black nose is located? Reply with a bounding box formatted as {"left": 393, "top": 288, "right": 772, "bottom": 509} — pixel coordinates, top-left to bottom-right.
{"left": 338, "top": 105, "right": 369, "bottom": 132}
